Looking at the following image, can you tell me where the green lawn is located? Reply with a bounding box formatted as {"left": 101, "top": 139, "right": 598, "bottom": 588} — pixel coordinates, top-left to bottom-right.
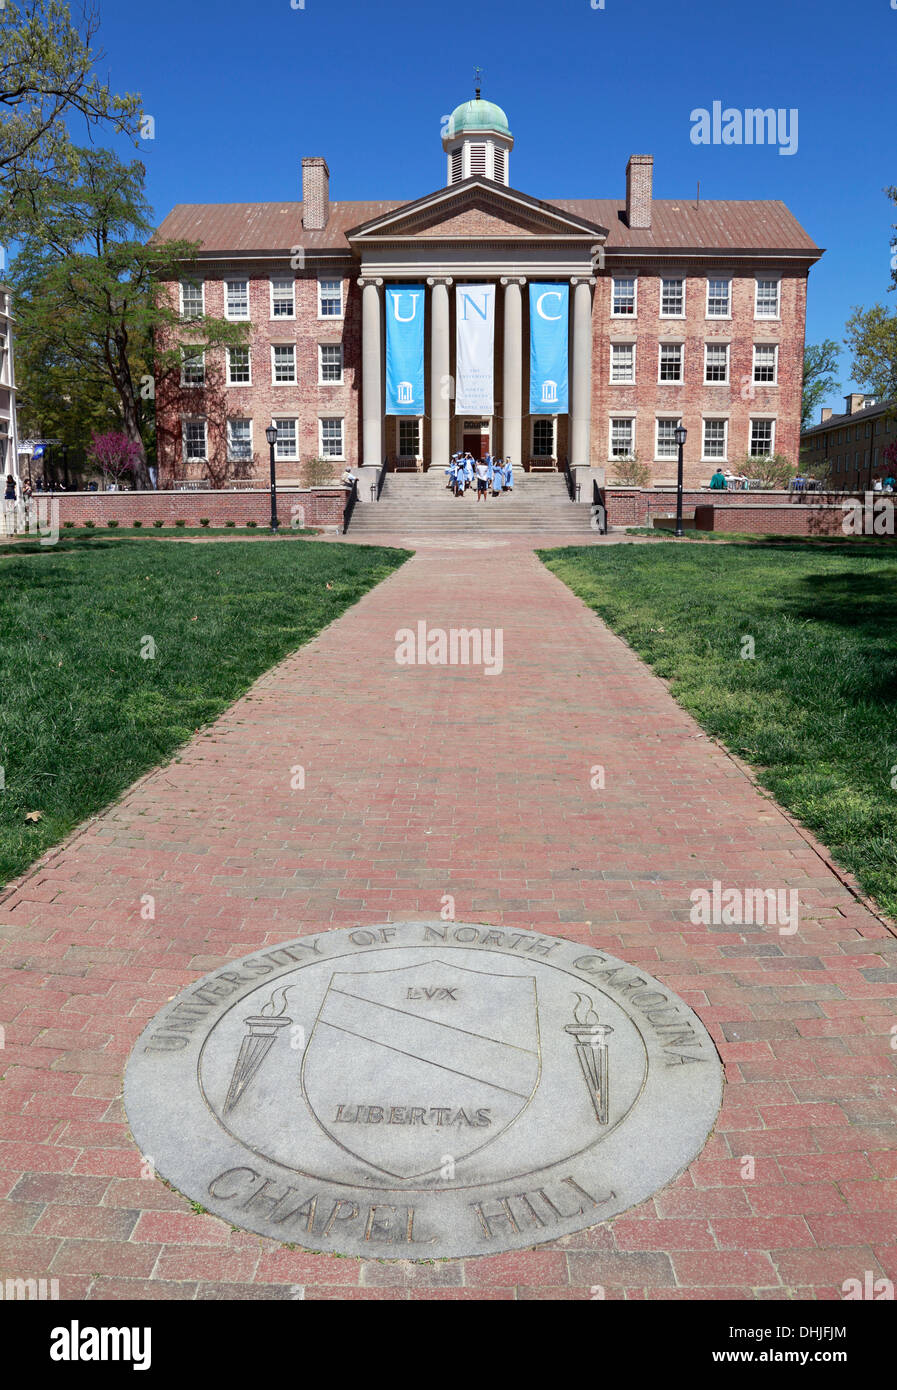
{"left": 0, "top": 538, "right": 408, "bottom": 887}
{"left": 539, "top": 542, "right": 897, "bottom": 920}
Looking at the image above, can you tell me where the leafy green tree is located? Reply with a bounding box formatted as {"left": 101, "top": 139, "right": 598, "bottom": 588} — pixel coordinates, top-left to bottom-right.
{"left": 844, "top": 304, "right": 897, "bottom": 401}
{"left": 10, "top": 147, "right": 247, "bottom": 487}
{"left": 802, "top": 340, "right": 841, "bottom": 428}
{"left": 0, "top": 0, "right": 140, "bottom": 235}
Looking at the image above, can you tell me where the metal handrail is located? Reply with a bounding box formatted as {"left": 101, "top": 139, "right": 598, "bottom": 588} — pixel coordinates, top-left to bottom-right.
{"left": 592, "top": 478, "right": 607, "bottom": 533}
{"left": 563, "top": 457, "right": 581, "bottom": 502}
{"left": 342, "top": 478, "right": 358, "bottom": 533}
{"left": 376, "top": 454, "right": 389, "bottom": 500}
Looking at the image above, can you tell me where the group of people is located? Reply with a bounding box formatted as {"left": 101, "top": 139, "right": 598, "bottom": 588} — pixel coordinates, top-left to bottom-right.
{"left": 446, "top": 452, "right": 514, "bottom": 501}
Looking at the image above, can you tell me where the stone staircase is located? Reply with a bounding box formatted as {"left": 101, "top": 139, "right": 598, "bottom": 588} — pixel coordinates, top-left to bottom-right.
{"left": 346, "top": 468, "right": 595, "bottom": 535}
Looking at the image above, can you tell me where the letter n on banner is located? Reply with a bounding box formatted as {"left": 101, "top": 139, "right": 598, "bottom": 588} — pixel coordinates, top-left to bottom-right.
{"left": 385, "top": 285, "right": 425, "bottom": 415}
{"left": 529, "top": 284, "right": 569, "bottom": 414}
{"left": 455, "top": 284, "right": 495, "bottom": 415}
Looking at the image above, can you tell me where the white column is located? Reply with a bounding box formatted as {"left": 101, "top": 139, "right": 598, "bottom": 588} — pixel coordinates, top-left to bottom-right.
{"left": 427, "top": 276, "right": 452, "bottom": 470}
{"left": 358, "top": 277, "right": 383, "bottom": 468}
{"left": 501, "top": 276, "right": 525, "bottom": 466}
{"left": 570, "top": 277, "right": 595, "bottom": 469}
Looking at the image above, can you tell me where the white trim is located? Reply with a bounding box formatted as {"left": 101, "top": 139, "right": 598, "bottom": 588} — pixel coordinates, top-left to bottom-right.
{"left": 318, "top": 342, "right": 344, "bottom": 385}
{"left": 271, "top": 343, "right": 297, "bottom": 385}
{"left": 318, "top": 414, "right": 346, "bottom": 461}
{"left": 659, "top": 276, "right": 686, "bottom": 319}
{"left": 179, "top": 278, "right": 204, "bottom": 318}
{"left": 705, "top": 275, "right": 732, "bottom": 319}
{"left": 657, "top": 341, "right": 684, "bottom": 385}
{"left": 608, "top": 415, "right": 636, "bottom": 461}
{"left": 749, "top": 417, "right": 777, "bottom": 456}
{"left": 270, "top": 275, "right": 296, "bottom": 320}
{"left": 654, "top": 415, "right": 683, "bottom": 462}
{"left": 226, "top": 345, "right": 252, "bottom": 387}
{"left": 703, "top": 341, "right": 730, "bottom": 386}
{"left": 317, "top": 276, "right": 344, "bottom": 320}
{"left": 609, "top": 340, "right": 636, "bottom": 385}
{"left": 752, "top": 342, "right": 779, "bottom": 385}
{"left": 179, "top": 348, "right": 205, "bottom": 388}
{"left": 271, "top": 415, "right": 299, "bottom": 462}
{"left": 701, "top": 416, "right": 729, "bottom": 463}
{"left": 182, "top": 416, "right": 207, "bottom": 462}
{"left": 610, "top": 274, "right": 638, "bottom": 318}
{"left": 226, "top": 416, "right": 254, "bottom": 464}
{"left": 223, "top": 277, "right": 250, "bottom": 321}
{"left": 754, "top": 274, "right": 781, "bottom": 321}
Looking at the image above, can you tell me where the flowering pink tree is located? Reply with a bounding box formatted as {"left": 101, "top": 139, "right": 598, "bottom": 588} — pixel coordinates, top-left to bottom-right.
{"left": 883, "top": 439, "right": 897, "bottom": 472}
{"left": 87, "top": 432, "right": 142, "bottom": 487}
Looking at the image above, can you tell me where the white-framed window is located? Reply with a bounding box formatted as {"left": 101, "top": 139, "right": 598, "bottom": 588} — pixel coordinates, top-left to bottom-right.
{"left": 750, "top": 418, "right": 776, "bottom": 456}
{"left": 180, "top": 279, "right": 204, "bottom": 319}
{"left": 319, "top": 343, "right": 343, "bottom": 384}
{"left": 272, "top": 417, "right": 298, "bottom": 460}
{"left": 397, "top": 418, "right": 421, "bottom": 457}
{"left": 755, "top": 278, "right": 780, "bottom": 319}
{"left": 319, "top": 416, "right": 344, "bottom": 459}
{"left": 611, "top": 276, "right": 637, "bottom": 317}
{"left": 610, "top": 342, "right": 636, "bottom": 383}
{"left": 272, "top": 344, "right": 297, "bottom": 384}
{"left": 180, "top": 349, "right": 205, "bottom": 387}
{"left": 753, "top": 344, "right": 778, "bottom": 384}
{"left": 318, "top": 277, "right": 343, "bottom": 318}
{"left": 532, "top": 417, "right": 556, "bottom": 457}
{"left": 182, "top": 418, "right": 207, "bottom": 460}
{"left": 660, "top": 277, "right": 685, "bottom": 317}
{"left": 704, "top": 343, "right": 729, "bottom": 384}
{"left": 224, "top": 279, "right": 249, "bottom": 320}
{"left": 655, "top": 417, "right": 682, "bottom": 460}
{"left": 227, "top": 346, "right": 251, "bottom": 386}
{"left": 659, "top": 342, "right": 683, "bottom": 383}
{"left": 227, "top": 418, "right": 253, "bottom": 463}
{"left": 271, "top": 277, "right": 295, "bottom": 319}
{"left": 702, "top": 418, "right": 728, "bottom": 460}
{"left": 610, "top": 417, "right": 636, "bottom": 458}
{"left": 706, "top": 277, "right": 731, "bottom": 317}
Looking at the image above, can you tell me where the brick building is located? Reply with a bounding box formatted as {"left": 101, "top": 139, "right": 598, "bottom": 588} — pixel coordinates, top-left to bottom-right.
{"left": 801, "top": 393, "right": 897, "bottom": 488}
{"left": 155, "top": 92, "right": 822, "bottom": 495}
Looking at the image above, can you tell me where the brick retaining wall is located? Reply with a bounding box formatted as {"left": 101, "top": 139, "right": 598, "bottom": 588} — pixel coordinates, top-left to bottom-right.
{"left": 49, "top": 487, "right": 349, "bottom": 529}
{"left": 605, "top": 488, "right": 891, "bottom": 536}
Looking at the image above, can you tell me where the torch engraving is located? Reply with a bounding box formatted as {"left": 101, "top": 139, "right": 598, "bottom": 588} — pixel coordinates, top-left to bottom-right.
{"left": 223, "top": 987, "right": 293, "bottom": 1115}
{"left": 565, "top": 993, "right": 613, "bottom": 1125}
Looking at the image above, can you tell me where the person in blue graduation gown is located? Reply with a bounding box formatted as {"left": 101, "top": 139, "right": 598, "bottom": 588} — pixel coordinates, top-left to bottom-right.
{"left": 503, "top": 457, "right": 514, "bottom": 492}
{"left": 491, "top": 458, "right": 503, "bottom": 497}
{"left": 464, "top": 456, "right": 474, "bottom": 489}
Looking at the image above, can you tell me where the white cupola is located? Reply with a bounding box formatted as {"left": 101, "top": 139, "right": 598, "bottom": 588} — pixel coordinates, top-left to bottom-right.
{"left": 443, "top": 88, "right": 513, "bottom": 187}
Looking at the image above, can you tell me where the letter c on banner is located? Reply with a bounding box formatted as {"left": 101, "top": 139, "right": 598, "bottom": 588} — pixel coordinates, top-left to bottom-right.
{"left": 536, "top": 291, "right": 563, "bottom": 320}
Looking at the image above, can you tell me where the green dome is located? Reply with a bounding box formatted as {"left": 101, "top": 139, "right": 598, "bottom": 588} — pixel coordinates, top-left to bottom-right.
{"left": 448, "top": 98, "right": 510, "bottom": 137}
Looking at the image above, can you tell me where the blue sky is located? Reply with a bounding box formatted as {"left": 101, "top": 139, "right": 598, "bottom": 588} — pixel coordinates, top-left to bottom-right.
{"left": 90, "top": 0, "right": 895, "bottom": 406}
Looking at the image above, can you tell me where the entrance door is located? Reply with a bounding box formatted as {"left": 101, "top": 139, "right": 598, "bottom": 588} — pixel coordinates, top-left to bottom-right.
{"left": 463, "top": 433, "right": 489, "bottom": 458}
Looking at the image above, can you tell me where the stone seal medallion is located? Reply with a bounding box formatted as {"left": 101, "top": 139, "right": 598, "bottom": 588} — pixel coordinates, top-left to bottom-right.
{"left": 125, "top": 923, "right": 723, "bottom": 1259}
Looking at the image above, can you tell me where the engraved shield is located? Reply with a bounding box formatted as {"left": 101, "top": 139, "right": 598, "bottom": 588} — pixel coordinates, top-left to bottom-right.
{"left": 301, "top": 960, "right": 540, "bottom": 1179}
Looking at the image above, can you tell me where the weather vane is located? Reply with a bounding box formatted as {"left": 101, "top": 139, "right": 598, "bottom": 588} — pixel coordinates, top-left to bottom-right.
{"left": 474, "top": 65, "right": 483, "bottom": 99}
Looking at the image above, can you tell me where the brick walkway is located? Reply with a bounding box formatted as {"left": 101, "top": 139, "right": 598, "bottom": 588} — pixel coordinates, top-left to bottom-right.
{"left": 1, "top": 537, "right": 895, "bottom": 1301}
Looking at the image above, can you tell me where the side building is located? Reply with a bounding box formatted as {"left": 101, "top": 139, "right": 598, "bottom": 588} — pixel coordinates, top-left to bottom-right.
{"left": 801, "top": 394, "right": 897, "bottom": 487}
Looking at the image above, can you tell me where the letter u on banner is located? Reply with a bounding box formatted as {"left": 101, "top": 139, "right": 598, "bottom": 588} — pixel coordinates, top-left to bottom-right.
{"left": 455, "top": 284, "right": 495, "bottom": 415}
{"left": 529, "top": 284, "right": 569, "bottom": 414}
{"left": 385, "top": 285, "right": 425, "bottom": 415}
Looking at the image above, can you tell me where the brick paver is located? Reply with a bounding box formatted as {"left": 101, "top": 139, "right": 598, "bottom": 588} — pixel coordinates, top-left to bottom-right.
{"left": 1, "top": 536, "right": 895, "bottom": 1300}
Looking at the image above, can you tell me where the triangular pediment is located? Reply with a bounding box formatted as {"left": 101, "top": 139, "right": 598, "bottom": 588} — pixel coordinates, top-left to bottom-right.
{"left": 347, "top": 178, "right": 607, "bottom": 244}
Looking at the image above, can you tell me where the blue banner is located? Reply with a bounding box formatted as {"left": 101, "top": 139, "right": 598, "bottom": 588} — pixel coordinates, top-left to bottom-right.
{"left": 385, "top": 285, "right": 425, "bottom": 415}
{"left": 529, "top": 284, "right": 569, "bottom": 414}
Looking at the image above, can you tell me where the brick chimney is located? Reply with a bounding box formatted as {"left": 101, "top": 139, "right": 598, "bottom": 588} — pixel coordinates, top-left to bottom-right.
{"left": 820, "top": 408, "right": 832, "bottom": 422}
{"left": 302, "top": 157, "right": 330, "bottom": 230}
{"left": 844, "top": 392, "right": 866, "bottom": 416}
{"left": 625, "top": 155, "right": 653, "bottom": 230}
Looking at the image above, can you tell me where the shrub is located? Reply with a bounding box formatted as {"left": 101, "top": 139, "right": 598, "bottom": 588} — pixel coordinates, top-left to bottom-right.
{"left": 225, "top": 519, "right": 236, "bottom": 527}
{"left": 132, "top": 520, "right": 143, "bottom": 528}
{"left": 152, "top": 519, "right": 164, "bottom": 528}
{"left": 246, "top": 519, "right": 258, "bottom": 528}
{"left": 107, "top": 519, "right": 120, "bottom": 528}
{"left": 736, "top": 452, "right": 796, "bottom": 489}
{"left": 610, "top": 453, "right": 651, "bottom": 488}
{"left": 199, "top": 518, "right": 210, "bottom": 527}
{"left": 83, "top": 519, "right": 95, "bottom": 528}
{"left": 174, "top": 519, "right": 187, "bottom": 527}
{"left": 63, "top": 520, "right": 75, "bottom": 528}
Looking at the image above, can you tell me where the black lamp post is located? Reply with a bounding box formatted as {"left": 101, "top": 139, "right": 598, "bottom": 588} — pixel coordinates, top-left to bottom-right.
{"left": 264, "top": 424, "right": 279, "bottom": 533}
{"left": 674, "top": 423, "right": 688, "bottom": 537}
